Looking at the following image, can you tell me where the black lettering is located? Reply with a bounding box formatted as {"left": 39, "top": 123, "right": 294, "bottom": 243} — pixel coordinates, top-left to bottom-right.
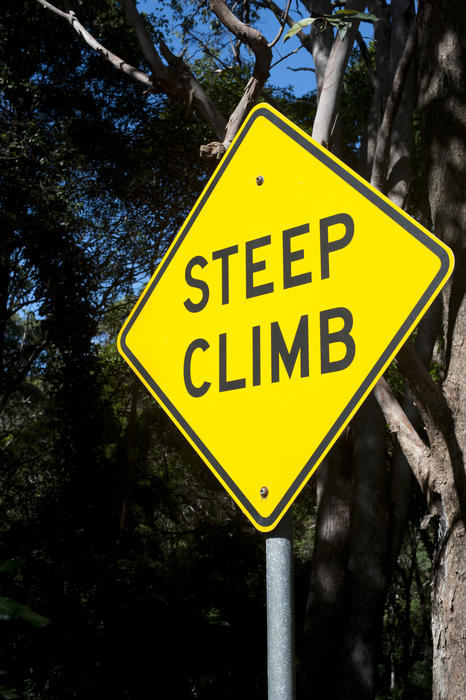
{"left": 184, "top": 256, "right": 209, "bottom": 312}
{"left": 245, "top": 235, "right": 274, "bottom": 298}
{"left": 252, "top": 325, "right": 261, "bottom": 386}
{"left": 183, "top": 338, "right": 211, "bottom": 397}
{"left": 320, "top": 307, "right": 356, "bottom": 373}
{"left": 219, "top": 333, "right": 246, "bottom": 392}
{"left": 212, "top": 245, "right": 239, "bottom": 305}
{"left": 283, "top": 223, "right": 312, "bottom": 289}
{"left": 271, "top": 315, "right": 309, "bottom": 383}
{"left": 320, "top": 213, "right": 354, "bottom": 280}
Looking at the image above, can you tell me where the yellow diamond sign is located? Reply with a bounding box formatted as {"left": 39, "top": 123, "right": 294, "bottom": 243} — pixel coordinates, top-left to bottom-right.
{"left": 118, "top": 104, "right": 453, "bottom": 532}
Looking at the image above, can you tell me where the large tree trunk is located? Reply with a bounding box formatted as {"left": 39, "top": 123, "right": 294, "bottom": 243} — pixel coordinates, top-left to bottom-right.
{"left": 417, "top": 1, "right": 466, "bottom": 697}
{"left": 303, "top": 1, "right": 334, "bottom": 99}
{"left": 299, "top": 432, "right": 353, "bottom": 697}
{"left": 336, "top": 396, "right": 389, "bottom": 699}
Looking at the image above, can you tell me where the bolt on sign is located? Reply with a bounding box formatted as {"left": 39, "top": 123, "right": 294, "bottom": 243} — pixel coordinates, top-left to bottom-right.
{"left": 118, "top": 104, "right": 454, "bottom": 532}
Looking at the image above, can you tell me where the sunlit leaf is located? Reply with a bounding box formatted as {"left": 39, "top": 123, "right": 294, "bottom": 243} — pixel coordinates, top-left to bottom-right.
{"left": 335, "top": 10, "right": 379, "bottom": 23}
{"left": 283, "top": 17, "right": 317, "bottom": 42}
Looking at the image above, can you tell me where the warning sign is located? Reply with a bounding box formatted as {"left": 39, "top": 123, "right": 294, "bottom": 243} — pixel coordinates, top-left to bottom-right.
{"left": 118, "top": 104, "right": 454, "bottom": 531}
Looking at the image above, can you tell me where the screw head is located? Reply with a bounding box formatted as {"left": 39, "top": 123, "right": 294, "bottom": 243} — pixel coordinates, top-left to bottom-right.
{"left": 260, "top": 486, "right": 269, "bottom": 498}
{"left": 256, "top": 175, "right": 264, "bottom": 186}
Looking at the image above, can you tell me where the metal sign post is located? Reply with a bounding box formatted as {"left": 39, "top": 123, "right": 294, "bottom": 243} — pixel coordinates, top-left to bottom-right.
{"left": 266, "top": 510, "right": 295, "bottom": 700}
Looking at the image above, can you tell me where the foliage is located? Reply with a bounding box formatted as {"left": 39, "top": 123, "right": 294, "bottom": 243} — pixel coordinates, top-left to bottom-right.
{"left": 284, "top": 9, "right": 379, "bottom": 42}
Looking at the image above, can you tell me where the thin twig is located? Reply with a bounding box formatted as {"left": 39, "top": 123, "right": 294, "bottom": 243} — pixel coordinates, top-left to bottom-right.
{"left": 185, "top": 28, "right": 230, "bottom": 69}
{"left": 268, "top": 0, "right": 292, "bottom": 48}
{"left": 271, "top": 43, "right": 305, "bottom": 69}
{"left": 287, "top": 66, "right": 316, "bottom": 72}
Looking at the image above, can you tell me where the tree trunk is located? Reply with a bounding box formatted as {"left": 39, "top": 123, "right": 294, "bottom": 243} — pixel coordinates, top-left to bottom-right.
{"left": 299, "top": 431, "right": 352, "bottom": 697}
{"left": 303, "top": 1, "right": 334, "bottom": 99}
{"left": 386, "top": 0, "right": 415, "bottom": 209}
{"left": 417, "top": 1, "right": 466, "bottom": 697}
{"left": 336, "top": 395, "right": 389, "bottom": 700}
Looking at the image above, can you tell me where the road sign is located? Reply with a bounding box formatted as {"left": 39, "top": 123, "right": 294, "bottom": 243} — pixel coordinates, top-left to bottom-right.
{"left": 118, "top": 103, "right": 454, "bottom": 532}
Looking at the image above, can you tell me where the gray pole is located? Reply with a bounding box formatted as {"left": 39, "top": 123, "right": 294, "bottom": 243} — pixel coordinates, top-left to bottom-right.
{"left": 266, "top": 510, "right": 295, "bottom": 700}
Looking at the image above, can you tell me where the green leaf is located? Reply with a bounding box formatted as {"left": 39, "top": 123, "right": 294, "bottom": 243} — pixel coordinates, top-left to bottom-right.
{"left": 0, "top": 597, "right": 49, "bottom": 627}
{"left": 0, "top": 559, "right": 25, "bottom": 575}
{"left": 0, "top": 685, "right": 21, "bottom": 700}
{"left": 334, "top": 10, "right": 379, "bottom": 23}
{"left": 20, "top": 606, "right": 50, "bottom": 628}
{"left": 283, "top": 17, "right": 317, "bottom": 42}
{"left": 0, "top": 597, "right": 22, "bottom": 622}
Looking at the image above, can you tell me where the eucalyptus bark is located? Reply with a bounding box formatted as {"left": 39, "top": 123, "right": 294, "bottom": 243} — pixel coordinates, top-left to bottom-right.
{"left": 311, "top": 0, "right": 366, "bottom": 148}
{"left": 303, "top": 0, "right": 334, "bottom": 98}
{"left": 417, "top": 1, "right": 466, "bottom": 697}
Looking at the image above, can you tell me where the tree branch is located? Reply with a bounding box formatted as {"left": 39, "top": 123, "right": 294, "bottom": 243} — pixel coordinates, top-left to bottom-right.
{"left": 35, "top": 0, "right": 227, "bottom": 141}
{"left": 268, "top": 0, "right": 292, "bottom": 48}
{"left": 35, "top": 0, "right": 152, "bottom": 87}
{"left": 396, "top": 343, "right": 460, "bottom": 447}
{"left": 120, "top": 0, "right": 167, "bottom": 77}
{"left": 258, "top": 0, "right": 314, "bottom": 53}
{"left": 370, "top": 17, "right": 417, "bottom": 192}
{"left": 204, "top": 0, "right": 272, "bottom": 154}
{"left": 265, "top": 0, "right": 333, "bottom": 97}
{"left": 373, "top": 376, "right": 432, "bottom": 493}
{"left": 120, "top": 0, "right": 227, "bottom": 141}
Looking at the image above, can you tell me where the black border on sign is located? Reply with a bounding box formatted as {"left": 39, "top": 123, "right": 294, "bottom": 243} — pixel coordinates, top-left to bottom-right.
{"left": 119, "top": 106, "right": 451, "bottom": 529}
